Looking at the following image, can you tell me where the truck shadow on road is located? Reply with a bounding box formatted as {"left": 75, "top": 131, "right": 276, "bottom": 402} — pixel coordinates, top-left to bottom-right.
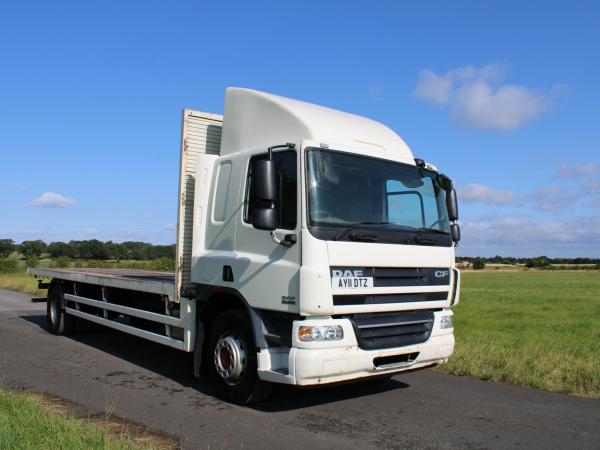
{"left": 255, "top": 377, "right": 409, "bottom": 412}
{"left": 20, "top": 313, "right": 410, "bottom": 412}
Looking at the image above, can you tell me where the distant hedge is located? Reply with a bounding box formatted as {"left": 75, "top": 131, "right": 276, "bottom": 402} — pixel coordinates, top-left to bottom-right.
{"left": 0, "top": 259, "right": 18, "bottom": 274}
{"left": 45, "top": 240, "right": 175, "bottom": 260}
{"left": 458, "top": 255, "right": 600, "bottom": 265}
{"left": 472, "top": 258, "right": 486, "bottom": 270}
{"left": 0, "top": 239, "right": 176, "bottom": 261}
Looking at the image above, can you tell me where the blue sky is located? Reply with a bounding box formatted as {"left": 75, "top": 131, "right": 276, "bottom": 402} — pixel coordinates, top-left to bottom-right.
{"left": 1, "top": 1, "right": 599, "bottom": 257}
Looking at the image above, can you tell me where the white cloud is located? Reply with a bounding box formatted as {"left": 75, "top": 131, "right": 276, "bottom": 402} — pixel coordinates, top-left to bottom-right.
{"left": 459, "top": 180, "right": 598, "bottom": 212}
{"left": 414, "top": 63, "right": 507, "bottom": 105}
{"left": 414, "top": 63, "right": 556, "bottom": 131}
{"left": 413, "top": 69, "right": 454, "bottom": 104}
{"left": 553, "top": 163, "right": 600, "bottom": 179}
{"left": 584, "top": 182, "right": 600, "bottom": 208}
{"left": 530, "top": 187, "right": 578, "bottom": 211}
{"left": 164, "top": 223, "right": 176, "bottom": 231}
{"left": 452, "top": 82, "right": 550, "bottom": 131}
{"left": 585, "top": 182, "right": 600, "bottom": 195}
{"left": 459, "top": 214, "right": 600, "bottom": 256}
{"left": 29, "top": 192, "right": 76, "bottom": 208}
{"left": 460, "top": 183, "right": 516, "bottom": 205}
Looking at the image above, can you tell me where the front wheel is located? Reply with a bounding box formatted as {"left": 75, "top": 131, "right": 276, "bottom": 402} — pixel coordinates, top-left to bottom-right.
{"left": 47, "top": 280, "right": 74, "bottom": 335}
{"left": 207, "top": 309, "right": 271, "bottom": 404}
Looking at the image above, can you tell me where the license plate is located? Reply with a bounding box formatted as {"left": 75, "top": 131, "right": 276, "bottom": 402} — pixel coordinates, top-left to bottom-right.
{"left": 332, "top": 276, "right": 374, "bottom": 289}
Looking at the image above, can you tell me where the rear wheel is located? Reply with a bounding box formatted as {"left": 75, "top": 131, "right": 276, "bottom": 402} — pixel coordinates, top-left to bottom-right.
{"left": 47, "top": 280, "right": 74, "bottom": 335}
{"left": 207, "top": 309, "right": 271, "bottom": 404}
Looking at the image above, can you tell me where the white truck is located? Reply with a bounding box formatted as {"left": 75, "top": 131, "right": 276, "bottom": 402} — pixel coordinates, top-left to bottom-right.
{"left": 30, "top": 88, "right": 461, "bottom": 404}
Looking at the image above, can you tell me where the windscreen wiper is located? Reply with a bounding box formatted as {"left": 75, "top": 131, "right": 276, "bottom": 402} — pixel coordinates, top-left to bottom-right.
{"left": 405, "top": 228, "right": 448, "bottom": 245}
{"left": 332, "top": 221, "right": 393, "bottom": 241}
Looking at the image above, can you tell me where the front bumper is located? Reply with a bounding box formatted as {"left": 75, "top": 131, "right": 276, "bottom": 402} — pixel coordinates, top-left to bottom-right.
{"left": 257, "top": 311, "right": 454, "bottom": 386}
{"left": 292, "top": 333, "right": 454, "bottom": 385}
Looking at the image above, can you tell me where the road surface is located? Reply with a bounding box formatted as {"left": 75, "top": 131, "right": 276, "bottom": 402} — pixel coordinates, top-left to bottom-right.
{"left": 0, "top": 288, "right": 598, "bottom": 449}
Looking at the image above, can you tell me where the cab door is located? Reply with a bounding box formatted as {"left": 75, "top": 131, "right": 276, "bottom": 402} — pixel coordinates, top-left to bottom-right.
{"left": 234, "top": 149, "right": 301, "bottom": 313}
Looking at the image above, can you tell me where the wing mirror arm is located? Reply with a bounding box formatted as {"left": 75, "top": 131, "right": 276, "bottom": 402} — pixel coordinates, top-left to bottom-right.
{"left": 439, "top": 173, "right": 460, "bottom": 243}
{"left": 270, "top": 232, "right": 297, "bottom": 247}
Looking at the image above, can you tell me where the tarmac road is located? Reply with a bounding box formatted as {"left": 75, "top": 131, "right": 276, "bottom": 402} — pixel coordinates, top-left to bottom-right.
{"left": 0, "top": 287, "right": 598, "bottom": 449}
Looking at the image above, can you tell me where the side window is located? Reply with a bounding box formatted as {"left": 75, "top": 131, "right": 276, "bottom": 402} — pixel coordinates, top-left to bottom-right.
{"left": 213, "top": 161, "right": 232, "bottom": 222}
{"left": 243, "top": 150, "right": 297, "bottom": 230}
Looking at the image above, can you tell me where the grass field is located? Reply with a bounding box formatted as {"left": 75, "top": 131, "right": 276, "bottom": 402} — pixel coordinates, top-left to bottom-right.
{"left": 439, "top": 271, "right": 600, "bottom": 398}
{"left": 0, "top": 272, "right": 46, "bottom": 296}
{"left": 0, "top": 388, "right": 175, "bottom": 449}
{"left": 1, "top": 269, "right": 599, "bottom": 398}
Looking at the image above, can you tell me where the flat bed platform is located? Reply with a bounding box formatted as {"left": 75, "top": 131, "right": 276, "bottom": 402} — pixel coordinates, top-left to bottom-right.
{"left": 28, "top": 268, "right": 176, "bottom": 298}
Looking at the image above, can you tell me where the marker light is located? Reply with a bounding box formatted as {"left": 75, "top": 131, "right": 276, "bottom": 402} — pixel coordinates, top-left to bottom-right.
{"left": 298, "top": 325, "right": 344, "bottom": 342}
{"left": 439, "top": 315, "right": 453, "bottom": 329}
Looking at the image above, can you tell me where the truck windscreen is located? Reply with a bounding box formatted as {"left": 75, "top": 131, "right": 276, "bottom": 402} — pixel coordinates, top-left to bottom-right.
{"left": 306, "top": 148, "right": 452, "bottom": 246}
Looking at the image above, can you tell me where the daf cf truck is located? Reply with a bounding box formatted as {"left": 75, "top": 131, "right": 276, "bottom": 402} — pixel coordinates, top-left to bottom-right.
{"left": 29, "top": 88, "right": 461, "bottom": 404}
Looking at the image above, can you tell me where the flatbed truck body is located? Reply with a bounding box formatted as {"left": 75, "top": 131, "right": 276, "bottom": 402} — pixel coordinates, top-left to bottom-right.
{"left": 30, "top": 88, "right": 461, "bottom": 403}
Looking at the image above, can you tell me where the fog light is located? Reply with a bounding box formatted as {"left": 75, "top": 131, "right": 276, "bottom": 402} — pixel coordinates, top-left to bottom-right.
{"left": 440, "top": 315, "right": 453, "bottom": 329}
{"left": 298, "top": 325, "right": 344, "bottom": 342}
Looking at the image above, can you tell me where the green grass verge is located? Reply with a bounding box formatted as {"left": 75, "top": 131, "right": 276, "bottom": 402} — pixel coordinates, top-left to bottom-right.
{"left": 439, "top": 271, "right": 600, "bottom": 398}
{"left": 0, "top": 272, "right": 46, "bottom": 296}
{"left": 0, "top": 389, "right": 169, "bottom": 449}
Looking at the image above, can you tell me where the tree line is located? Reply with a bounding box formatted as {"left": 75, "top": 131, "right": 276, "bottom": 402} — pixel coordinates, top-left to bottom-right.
{"left": 0, "top": 239, "right": 175, "bottom": 261}
{"left": 2, "top": 238, "right": 598, "bottom": 266}
{"left": 457, "top": 255, "right": 600, "bottom": 266}
{"left": 459, "top": 255, "right": 600, "bottom": 270}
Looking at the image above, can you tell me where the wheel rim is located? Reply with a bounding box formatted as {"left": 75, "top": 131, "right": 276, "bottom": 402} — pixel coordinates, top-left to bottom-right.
{"left": 50, "top": 293, "right": 59, "bottom": 325}
{"left": 213, "top": 334, "right": 246, "bottom": 385}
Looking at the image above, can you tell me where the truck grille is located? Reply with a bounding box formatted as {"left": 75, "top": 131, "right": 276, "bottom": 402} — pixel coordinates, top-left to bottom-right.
{"left": 333, "top": 292, "right": 447, "bottom": 306}
{"left": 330, "top": 267, "right": 451, "bottom": 288}
{"left": 371, "top": 267, "right": 450, "bottom": 287}
{"left": 342, "top": 310, "right": 434, "bottom": 350}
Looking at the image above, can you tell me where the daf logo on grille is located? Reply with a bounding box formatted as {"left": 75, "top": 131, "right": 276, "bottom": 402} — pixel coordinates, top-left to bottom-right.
{"left": 434, "top": 270, "right": 449, "bottom": 278}
{"left": 332, "top": 269, "right": 364, "bottom": 277}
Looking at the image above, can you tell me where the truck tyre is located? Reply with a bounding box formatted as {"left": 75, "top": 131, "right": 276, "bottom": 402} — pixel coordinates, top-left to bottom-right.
{"left": 207, "top": 309, "right": 272, "bottom": 404}
{"left": 47, "top": 280, "right": 74, "bottom": 335}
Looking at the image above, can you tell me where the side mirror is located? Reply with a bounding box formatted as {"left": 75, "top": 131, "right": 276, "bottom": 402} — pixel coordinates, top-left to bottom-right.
{"left": 251, "top": 159, "right": 278, "bottom": 231}
{"left": 451, "top": 223, "right": 461, "bottom": 242}
{"left": 252, "top": 208, "right": 278, "bottom": 231}
{"left": 446, "top": 188, "right": 458, "bottom": 222}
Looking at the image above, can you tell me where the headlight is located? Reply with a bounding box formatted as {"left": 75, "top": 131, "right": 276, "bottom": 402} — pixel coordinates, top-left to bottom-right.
{"left": 439, "top": 315, "right": 453, "bottom": 329}
{"left": 298, "top": 325, "right": 344, "bottom": 342}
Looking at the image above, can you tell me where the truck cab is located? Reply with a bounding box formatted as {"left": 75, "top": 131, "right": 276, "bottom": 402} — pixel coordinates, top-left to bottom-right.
{"left": 183, "top": 88, "right": 460, "bottom": 400}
